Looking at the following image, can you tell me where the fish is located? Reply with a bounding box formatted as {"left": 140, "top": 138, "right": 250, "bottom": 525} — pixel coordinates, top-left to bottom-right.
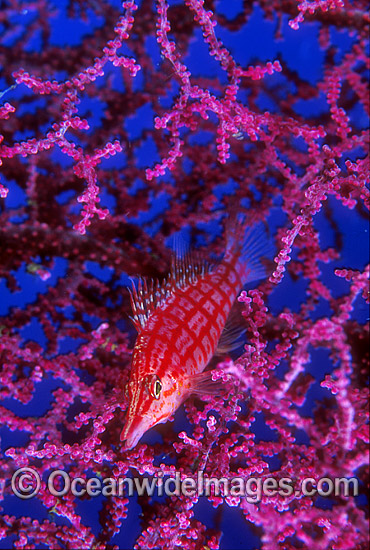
{"left": 120, "top": 221, "right": 269, "bottom": 450}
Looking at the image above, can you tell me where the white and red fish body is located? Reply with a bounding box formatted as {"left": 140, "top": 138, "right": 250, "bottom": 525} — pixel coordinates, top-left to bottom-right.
{"left": 120, "top": 223, "right": 268, "bottom": 450}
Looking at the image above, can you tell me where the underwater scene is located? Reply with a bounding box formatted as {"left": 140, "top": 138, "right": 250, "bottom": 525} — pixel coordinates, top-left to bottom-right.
{"left": 0, "top": 1, "right": 369, "bottom": 549}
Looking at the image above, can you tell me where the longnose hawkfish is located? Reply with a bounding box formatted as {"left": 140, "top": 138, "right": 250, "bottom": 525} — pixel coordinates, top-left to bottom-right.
{"left": 120, "top": 222, "right": 269, "bottom": 450}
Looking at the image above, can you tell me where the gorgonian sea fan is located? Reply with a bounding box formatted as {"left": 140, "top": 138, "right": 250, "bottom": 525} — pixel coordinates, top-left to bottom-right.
{"left": 0, "top": 0, "right": 369, "bottom": 549}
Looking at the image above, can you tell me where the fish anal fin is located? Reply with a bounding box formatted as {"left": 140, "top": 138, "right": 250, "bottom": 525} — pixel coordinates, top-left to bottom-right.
{"left": 215, "top": 303, "right": 246, "bottom": 355}
{"left": 225, "top": 217, "right": 273, "bottom": 284}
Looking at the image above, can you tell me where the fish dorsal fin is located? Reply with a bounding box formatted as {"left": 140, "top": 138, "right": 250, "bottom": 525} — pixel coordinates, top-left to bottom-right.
{"left": 170, "top": 252, "right": 212, "bottom": 290}
{"left": 170, "top": 231, "right": 213, "bottom": 290}
{"left": 128, "top": 252, "right": 212, "bottom": 333}
{"left": 128, "top": 277, "right": 172, "bottom": 332}
{"left": 215, "top": 303, "right": 246, "bottom": 355}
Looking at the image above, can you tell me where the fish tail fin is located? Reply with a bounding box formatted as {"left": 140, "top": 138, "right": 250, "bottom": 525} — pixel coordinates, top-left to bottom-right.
{"left": 225, "top": 217, "right": 273, "bottom": 284}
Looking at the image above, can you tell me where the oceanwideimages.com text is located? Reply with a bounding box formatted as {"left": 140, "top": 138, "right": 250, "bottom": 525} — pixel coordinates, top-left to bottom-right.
{"left": 10, "top": 467, "right": 359, "bottom": 503}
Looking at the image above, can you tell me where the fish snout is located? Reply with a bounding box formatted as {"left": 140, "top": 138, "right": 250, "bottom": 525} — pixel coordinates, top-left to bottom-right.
{"left": 120, "top": 414, "right": 147, "bottom": 451}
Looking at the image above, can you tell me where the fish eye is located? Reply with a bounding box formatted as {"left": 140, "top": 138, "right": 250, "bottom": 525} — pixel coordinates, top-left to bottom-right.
{"left": 153, "top": 379, "right": 162, "bottom": 399}
{"left": 145, "top": 374, "right": 162, "bottom": 400}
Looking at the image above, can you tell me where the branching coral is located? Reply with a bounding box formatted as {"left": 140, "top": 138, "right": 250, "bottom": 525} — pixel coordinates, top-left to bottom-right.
{"left": 0, "top": 0, "right": 368, "bottom": 548}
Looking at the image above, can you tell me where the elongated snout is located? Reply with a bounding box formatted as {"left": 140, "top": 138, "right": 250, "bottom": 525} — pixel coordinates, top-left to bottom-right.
{"left": 120, "top": 414, "right": 149, "bottom": 451}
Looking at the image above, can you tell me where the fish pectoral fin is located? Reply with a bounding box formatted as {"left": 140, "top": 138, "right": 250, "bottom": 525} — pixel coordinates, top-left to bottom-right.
{"left": 215, "top": 304, "right": 246, "bottom": 355}
{"left": 188, "top": 371, "right": 227, "bottom": 397}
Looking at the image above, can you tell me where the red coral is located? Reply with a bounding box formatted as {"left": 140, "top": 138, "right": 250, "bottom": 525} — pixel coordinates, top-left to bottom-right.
{"left": 0, "top": 1, "right": 368, "bottom": 549}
